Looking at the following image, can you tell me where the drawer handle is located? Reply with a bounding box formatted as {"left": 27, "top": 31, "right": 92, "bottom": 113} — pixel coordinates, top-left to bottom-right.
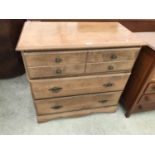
{"left": 51, "top": 104, "right": 63, "bottom": 109}
{"left": 55, "top": 57, "right": 62, "bottom": 63}
{"left": 56, "top": 68, "right": 62, "bottom": 74}
{"left": 111, "top": 54, "right": 117, "bottom": 60}
{"left": 49, "top": 87, "right": 62, "bottom": 93}
{"left": 103, "top": 82, "right": 114, "bottom": 87}
{"left": 98, "top": 100, "right": 108, "bottom": 104}
{"left": 108, "top": 65, "right": 114, "bottom": 70}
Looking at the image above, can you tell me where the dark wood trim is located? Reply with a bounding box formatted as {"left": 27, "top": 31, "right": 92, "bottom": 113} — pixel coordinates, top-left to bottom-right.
{"left": 0, "top": 19, "right": 26, "bottom": 78}
{"left": 120, "top": 46, "right": 155, "bottom": 117}
{"left": 31, "top": 19, "right": 155, "bottom": 32}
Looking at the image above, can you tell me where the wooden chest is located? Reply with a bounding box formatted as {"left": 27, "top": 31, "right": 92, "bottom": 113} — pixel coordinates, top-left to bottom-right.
{"left": 121, "top": 32, "right": 155, "bottom": 117}
{"left": 16, "top": 21, "right": 143, "bottom": 122}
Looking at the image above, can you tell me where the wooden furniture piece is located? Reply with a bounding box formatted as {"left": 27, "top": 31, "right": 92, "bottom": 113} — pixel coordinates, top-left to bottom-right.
{"left": 119, "top": 20, "right": 155, "bottom": 32}
{"left": 121, "top": 32, "right": 155, "bottom": 117}
{"left": 0, "top": 19, "right": 25, "bottom": 78}
{"left": 16, "top": 21, "right": 143, "bottom": 123}
{"left": 36, "top": 20, "right": 155, "bottom": 32}
{"left": 1, "top": 20, "right": 154, "bottom": 79}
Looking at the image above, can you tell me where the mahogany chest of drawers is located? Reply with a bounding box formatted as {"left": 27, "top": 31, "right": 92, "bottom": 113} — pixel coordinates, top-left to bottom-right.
{"left": 121, "top": 32, "right": 155, "bottom": 117}
{"left": 16, "top": 21, "right": 143, "bottom": 122}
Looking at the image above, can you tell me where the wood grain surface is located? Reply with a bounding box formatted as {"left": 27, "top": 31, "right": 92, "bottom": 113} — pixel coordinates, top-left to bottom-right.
{"left": 16, "top": 22, "right": 144, "bottom": 51}
{"left": 23, "top": 50, "right": 87, "bottom": 67}
{"left": 86, "top": 61, "right": 135, "bottom": 74}
{"left": 27, "top": 64, "right": 85, "bottom": 79}
{"left": 35, "top": 91, "right": 122, "bottom": 115}
{"left": 87, "top": 48, "right": 140, "bottom": 62}
{"left": 37, "top": 105, "right": 118, "bottom": 123}
{"left": 31, "top": 73, "right": 130, "bottom": 99}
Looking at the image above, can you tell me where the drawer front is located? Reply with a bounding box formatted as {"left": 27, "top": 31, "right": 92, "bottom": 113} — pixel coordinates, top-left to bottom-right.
{"left": 139, "top": 94, "right": 155, "bottom": 104}
{"left": 144, "top": 83, "right": 155, "bottom": 94}
{"left": 24, "top": 51, "right": 87, "bottom": 67}
{"left": 138, "top": 94, "right": 155, "bottom": 111}
{"left": 87, "top": 48, "right": 140, "bottom": 63}
{"left": 28, "top": 64, "right": 85, "bottom": 79}
{"left": 151, "top": 67, "right": 155, "bottom": 81}
{"left": 31, "top": 73, "right": 130, "bottom": 99}
{"left": 35, "top": 91, "right": 122, "bottom": 115}
{"left": 86, "top": 60, "right": 135, "bottom": 73}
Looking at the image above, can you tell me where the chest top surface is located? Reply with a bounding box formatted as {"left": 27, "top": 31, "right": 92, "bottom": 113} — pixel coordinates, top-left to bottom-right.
{"left": 134, "top": 32, "right": 155, "bottom": 51}
{"left": 16, "top": 21, "right": 144, "bottom": 51}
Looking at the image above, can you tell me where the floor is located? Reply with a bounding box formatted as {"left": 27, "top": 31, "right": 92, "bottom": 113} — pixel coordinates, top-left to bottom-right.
{"left": 0, "top": 75, "right": 155, "bottom": 135}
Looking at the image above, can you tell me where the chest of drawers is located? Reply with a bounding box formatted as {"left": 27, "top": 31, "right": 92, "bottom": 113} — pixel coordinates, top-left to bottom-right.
{"left": 16, "top": 21, "right": 143, "bottom": 123}
{"left": 121, "top": 33, "right": 155, "bottom": 117}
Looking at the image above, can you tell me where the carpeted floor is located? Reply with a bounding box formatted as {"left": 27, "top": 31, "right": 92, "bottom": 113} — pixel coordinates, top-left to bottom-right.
{"left": 0, "top": 75, "right": 155, "bottom": 135}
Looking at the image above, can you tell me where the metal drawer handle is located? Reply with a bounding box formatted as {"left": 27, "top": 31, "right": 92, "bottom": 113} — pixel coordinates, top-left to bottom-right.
{"left": 49, "top": 87, "right": 62, "bottom": 93}
{"left": 51, "top": 104, "right": 63, "bottom": 109}
{"left": 98, "top": 100, "right": 108, "bottom": 104}
{"left": 56, "top": 68, "right": 62, "bottom": 74}
{"left": 55, "top": 57, "right": 62, "bottom": 63}
{"left": 103, "top": 82, "right": 114, "bottom": 87}
{"left": 108, "top": 65, "right": 114, "bottom": 70}
{"left": 111, "top": 54, "right": 117, "bottom": 60}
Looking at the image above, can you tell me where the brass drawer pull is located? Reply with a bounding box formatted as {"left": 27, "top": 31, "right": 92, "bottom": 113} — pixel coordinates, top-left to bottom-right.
{"left": 103, "top": 82, "right": 114, "bottom": 87}
{"left": 51, "top": 104, "right": 63, "bottom": 109}
{"left": 49, "top": 87, "right": 62, "bottom": 93}
{"left": 55, "top": 57, "right": 62, "bottom": 63}
{"left": 111, "top": 54, "right": 117, "bottom": 60}
{"left": 56, "top": 68, "right": 62, "bottom": 74}
{"left": 98, "top": 100, "right": 108, "bottom": 104}
{"left": 108, "top": 65, "right": 114, "bottom": 70}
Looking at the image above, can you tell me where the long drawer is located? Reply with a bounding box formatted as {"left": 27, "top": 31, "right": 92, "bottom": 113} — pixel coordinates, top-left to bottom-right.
{"left": 31, "top": 73, "right": 130, "bottom": 99}
{"left": 23, "top": 50, "right": 87, "bottom": 67}
{"left": 35, "top": 91, "right": 122, "bottom": 115}
{"left": 28, "top": 64, "right": 85, "bottom": 78}
{"left": 87, "top": 48, "right": 140, "bottom": 63}
{"left": 86, "top": 60, "right": 135, "bottom": 73}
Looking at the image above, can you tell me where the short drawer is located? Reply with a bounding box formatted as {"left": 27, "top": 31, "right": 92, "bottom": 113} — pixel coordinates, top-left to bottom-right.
{"left": 23, "top": 50, "right": 87, "bottom": 67}
{"left": 144, "top": 83, "right": 155, "bottom": 94}
{"left": 86, "top": 60, "right": 135, "bottom": 73}
{"left": 87, "top": 48, "right": 140, "bottom": 63}
{"left": 139, "top": 94, "right": 155, "bottom": 104}
{"left": 31, "top": 73, "right": 130, "bottom": 99}
{"left": 35, "top": 91, "right": 122, "bottom": 115}
{"left": 137, "top": 94, "right": 155, "bottom": 111}
{"left": 28, "top": 64, "right": 85, "bottom": 79}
